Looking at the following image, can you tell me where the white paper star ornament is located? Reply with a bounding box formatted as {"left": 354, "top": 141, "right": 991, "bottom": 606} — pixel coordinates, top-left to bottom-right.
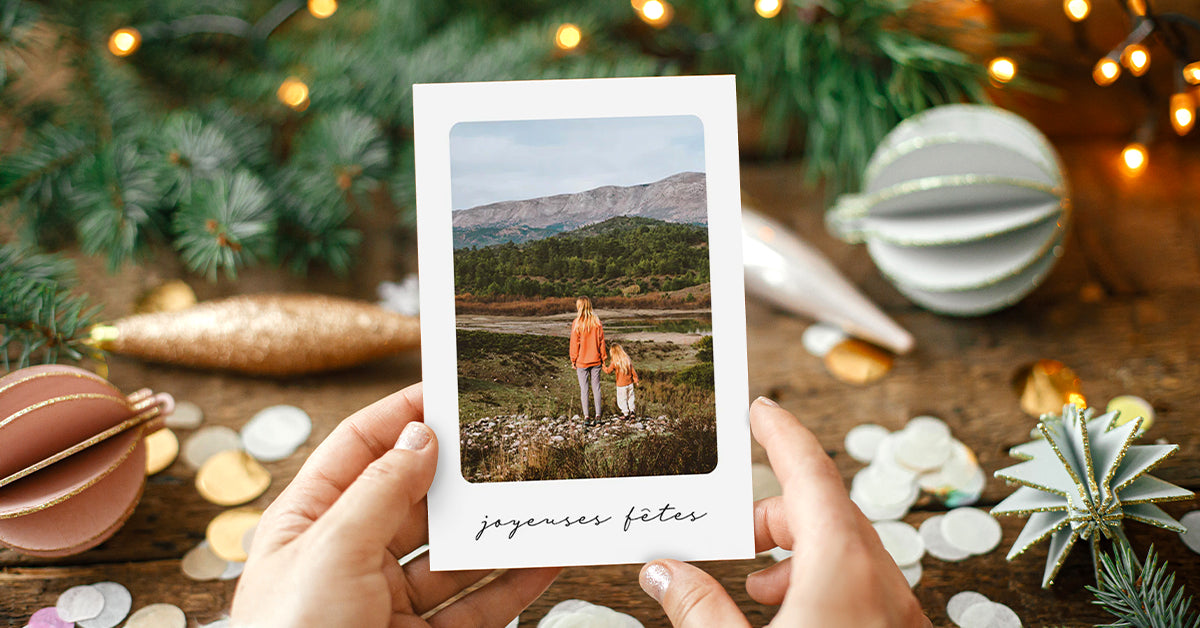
{"left": 991, "top": 404, "right": 1193, "bottom": 587}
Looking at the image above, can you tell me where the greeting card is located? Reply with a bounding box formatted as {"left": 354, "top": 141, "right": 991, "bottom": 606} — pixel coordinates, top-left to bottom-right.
{"left": 414, "top": 76, "right": 751, "bottom": 570}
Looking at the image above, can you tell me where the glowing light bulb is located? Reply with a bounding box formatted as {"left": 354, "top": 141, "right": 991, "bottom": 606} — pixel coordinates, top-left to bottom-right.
{"left": 277, "top": 77, "right": 310, "bottom": 111}
{"left": 1121, "top": 143, "right": 1147, "bottom": 176}
{"left": 1171, "top": 92, "right": 1195, "bottom": 135}
{"left": 987, "top": 57, "right": 1017, "bottom": 83}
{"left": 1127, "top": 0, "right": 1146, "bottom": 16}
{"left": 755, "top": 0, "right": 782, "bottom": 18}
{"left": 1184, "top": 62, "right": 1200, "bottom": 86}
{"left": 1093, "top": 58, "right": 1121, "bottom": 86}
{"left": 107, "top": 28, "right": 142, "bottom": 57}
{"left": 638, "top": 0, "right": 672, "bottom": 26}
{"left": 555, "top": 23, "right": 582, "bottom": 50}
{"left": 1064, "top": 0, "right": 1090, "bottom": 21}
{"left": 308, "top": 0, "right": 337, "bottom": 18}
{"left": 1123, "top": 44, "right": 1150, "bottom": 76}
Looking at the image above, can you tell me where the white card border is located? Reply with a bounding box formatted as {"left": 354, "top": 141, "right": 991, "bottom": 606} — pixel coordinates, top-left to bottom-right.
{"left": 415, "top": 76, "right": 752, "bottom": 571}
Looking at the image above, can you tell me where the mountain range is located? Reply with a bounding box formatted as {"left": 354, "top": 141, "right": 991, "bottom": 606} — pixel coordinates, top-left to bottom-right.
{"left": 452, "top": 171, "right": 706, "bottom": 249}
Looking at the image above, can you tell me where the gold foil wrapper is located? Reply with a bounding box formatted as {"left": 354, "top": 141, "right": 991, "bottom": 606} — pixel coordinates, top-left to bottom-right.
{"left": 94, "top": 294, "right": 420, "bottom": 376}
{"left": 1014, "top": 359, "right": 1085, "bottom": 417}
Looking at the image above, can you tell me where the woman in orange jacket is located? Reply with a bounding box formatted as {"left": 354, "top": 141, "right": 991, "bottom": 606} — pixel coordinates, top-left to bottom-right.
{"left": 569, "top": 296, "right": 607, "bottom": 419}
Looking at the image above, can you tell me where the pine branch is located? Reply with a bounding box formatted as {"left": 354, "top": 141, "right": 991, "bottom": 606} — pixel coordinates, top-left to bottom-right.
{"left": 71, "top": 141, "right": 168, "bottom": 271}
{"left": 1088, "top": 541, "right": 1200, "bottom": 628}
{"left": 173, "top": 170, "right": 274, "bottom": 280}
{"left": 0, "top": 243, "right": 102, "bottom": 370}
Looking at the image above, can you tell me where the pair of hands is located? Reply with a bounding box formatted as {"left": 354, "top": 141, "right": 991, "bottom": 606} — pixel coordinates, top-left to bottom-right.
{"left": 231, "top": 384, "right": 929, "bottom": 627}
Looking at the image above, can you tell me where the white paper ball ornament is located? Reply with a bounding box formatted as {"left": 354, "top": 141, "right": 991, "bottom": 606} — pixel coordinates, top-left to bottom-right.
{"left": 827, "top": 104, "right": 1069, "bottom": 316}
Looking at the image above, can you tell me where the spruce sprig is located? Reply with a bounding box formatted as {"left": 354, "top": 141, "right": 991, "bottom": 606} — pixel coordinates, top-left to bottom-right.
{"left": 1089, "top": 541, "right": 1200, "bottom": 628}
{"left": 0, "top": 244, "right": 101, "bottom": 370}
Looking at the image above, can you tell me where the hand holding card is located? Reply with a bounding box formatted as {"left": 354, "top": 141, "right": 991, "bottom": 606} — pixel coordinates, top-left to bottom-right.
{"left": 232, "top": 383, "right": 559, "bottom": 627}
{"left": 414, "top": 76, "right": 753, "bottom": 570}
{"left": 639, "top": 398, "right": 931, "bottom": 627}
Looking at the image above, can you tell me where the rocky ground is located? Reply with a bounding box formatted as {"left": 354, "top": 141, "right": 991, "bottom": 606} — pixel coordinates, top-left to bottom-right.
{"left": 459, "top": 412, "right": 711, "bottom": 482}
{"left": 461, "top": 412, "right": 675, "bottom": 452}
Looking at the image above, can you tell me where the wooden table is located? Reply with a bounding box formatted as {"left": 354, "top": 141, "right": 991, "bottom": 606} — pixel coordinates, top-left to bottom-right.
{"left": 3, "top": 139, "right": 1199, "bottom": 627}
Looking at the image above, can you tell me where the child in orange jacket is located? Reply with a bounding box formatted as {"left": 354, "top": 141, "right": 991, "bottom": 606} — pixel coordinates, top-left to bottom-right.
{"left": 603, "top": 343, "right": 639, "bottom": 419}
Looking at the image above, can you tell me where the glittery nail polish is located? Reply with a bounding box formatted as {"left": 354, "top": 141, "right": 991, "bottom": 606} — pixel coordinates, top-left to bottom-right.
{"left": 396, "top": 422, "right": 431, "bottom": 451}
{"left": 641, "top": 562, "right": 672, "bottom": 602}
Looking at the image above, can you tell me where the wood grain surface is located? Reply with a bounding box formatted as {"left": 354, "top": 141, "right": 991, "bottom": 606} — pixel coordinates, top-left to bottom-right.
{"left": 3, "top": 140, "right": 1199, "bottom": 627}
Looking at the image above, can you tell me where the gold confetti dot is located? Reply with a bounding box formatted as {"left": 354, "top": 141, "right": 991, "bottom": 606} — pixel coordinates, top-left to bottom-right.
{"left": 1014, "top": 359, "right": 1084, "bottom": 417}
{"left": 206, "top": 508, "right": 263, "bottom": 562}
{"left": 195, "top": 450, "right": 271, "bottom": 506}
{"left": 144, "top": 428, "right": 179, "bottom": 476}
{"left": 823, "top": 339, "right": 893, "bottom": 385}
{"left": 134, "top": 280, "right": 196, "bottom": 314}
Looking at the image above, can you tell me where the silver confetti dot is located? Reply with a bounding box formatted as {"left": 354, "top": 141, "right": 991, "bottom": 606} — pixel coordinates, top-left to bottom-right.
{"left": 942, "top": 507, "right": 1002, "bottom": 555}
{"left": 947, "top": 591, "right": 991, "bottom": 625}
{"left": 56, "top": 585, "right": 105, "bottom": 622}
{"left": 76, "top": 582, "right": 132, "bottom": 628}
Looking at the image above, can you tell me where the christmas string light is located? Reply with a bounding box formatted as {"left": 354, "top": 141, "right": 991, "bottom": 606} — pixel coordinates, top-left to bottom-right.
{"left": 1068, "top": 4, "right": 1200, "bottom": 171}
{"left": 1121, "top": 43, "right": 1150, "bottom": 76}
{"left": 1170, "top": 91, "right": 1195, "bottom": 136}
{"left": 277, "top": 77, "right": 310, "bottom": 111}
{"left": 987, "top": 57, "right": 1017, "bottom": 83}
{"left": 755, "top": 0, "right": 783, "bottom": 19}
{"left": 1093, "top": 56, "right": 1121, "bottom": 86}
{"left": 107, "top": 27, "right": 142, "bottom": 57}
{"left": 637, "top": 0, "right": 673, "bottom": 27}
{"left": 307, "top": 0, "right": 337, "bottom": 19}
{"left": 1185, "top": 61, "right": 1200, "bottom": 85}
{"left": 554, "top": 23, "right": 582, "bottom": 50}
{"left": 1121, "top": 142, "right": 1147, "bottom": 176}
{"left": 1063, "top": 0, "right": 1090, "bottom": 22}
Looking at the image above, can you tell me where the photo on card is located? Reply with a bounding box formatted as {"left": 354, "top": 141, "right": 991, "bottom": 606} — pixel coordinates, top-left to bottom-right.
{"left": 450, "top": 115, "right": 716, "bottom": 484}
{"left": 415, "top": 76, "right": 751, "bottom": 570}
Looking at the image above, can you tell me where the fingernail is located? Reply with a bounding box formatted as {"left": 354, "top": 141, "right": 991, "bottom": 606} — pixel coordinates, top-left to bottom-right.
{"left": 395, "top": 422, "right": 431, "bottom": 451}
{"left": 641, "top": 562, "right": 672, "bottom": 602}
{"left": 754, "top": 396, "right": 779, "bottom": 408}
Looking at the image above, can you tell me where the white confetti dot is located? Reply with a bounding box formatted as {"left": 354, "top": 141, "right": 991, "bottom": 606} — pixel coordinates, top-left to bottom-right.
{"left": 241, "top": 405, "right": 313, "bottom": 462}
{"left": 76, "top": 582, "right": 132, "bottom": 628}
{"left": 164, "top": 400, "right": 204, "bottom": 429}
{"left": 958, "top": 601, "right": 1022, "bottom": 628}
{"left": 942, "top": 507, "right": 1002, "bottom": 555}
{"left": 801, "top": 323, "right": 847, "bottom": 357}
{"left": 900, "top": 561, "right": 922, "bottom": 588}
{"left": 872, "top": 520, "right": 925, "bottom": 567}
{"left": 919, "top": 515, "right": 970, "bottom": 562}
{"left": 182, "top": 426, "right": 241, "bottom": 470}
{"left": 844, "top": 424, "right": 890, "bottom": 463}
{"left": 1180, "top": 510, "right": 1200, "bottom": 555}
{"left": 947, "top": 591, "right": 991, "bottom": 625}
{"left": 56, "top": 585, "right": 104, "bottom": 622}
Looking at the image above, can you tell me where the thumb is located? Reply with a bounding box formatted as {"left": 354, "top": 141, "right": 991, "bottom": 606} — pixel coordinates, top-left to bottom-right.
{"left": 640, "top": 560, "right": 750, "bottom": 628}
{"left": 317, "top": 421, "right": 438, "bottom": 549}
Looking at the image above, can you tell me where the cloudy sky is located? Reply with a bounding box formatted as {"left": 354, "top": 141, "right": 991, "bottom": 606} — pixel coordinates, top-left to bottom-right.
{"left": 449, "top": 115, "right": 705, "bottom": 210}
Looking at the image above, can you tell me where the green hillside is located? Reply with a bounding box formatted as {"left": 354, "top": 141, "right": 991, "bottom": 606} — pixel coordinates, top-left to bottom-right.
{"left": 453, "top": 216, "right": 709, "bottom": 298}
